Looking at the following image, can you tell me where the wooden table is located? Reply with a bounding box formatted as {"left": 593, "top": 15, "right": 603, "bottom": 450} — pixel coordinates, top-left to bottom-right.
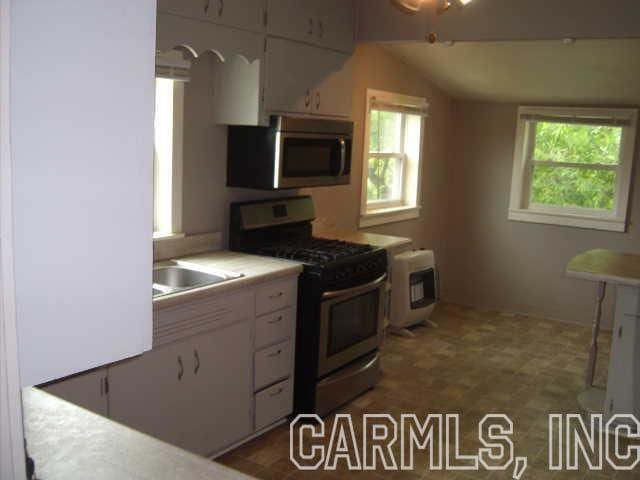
{"left": 566, "top": 249, "right": 640, "bottom": 428}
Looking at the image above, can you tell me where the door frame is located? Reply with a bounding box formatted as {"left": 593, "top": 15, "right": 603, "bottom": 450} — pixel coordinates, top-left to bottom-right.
{"left": 0, "top": 0, "right": 26, "bottom": 477}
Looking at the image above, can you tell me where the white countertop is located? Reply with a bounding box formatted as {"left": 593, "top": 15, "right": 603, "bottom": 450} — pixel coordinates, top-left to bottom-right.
{"left": 566, "top": 248, "right": 640, "bottom": 287}
{"left": 313, "top": 229, "right": 412, "bottom": 251}
{"left": 153, "top": 250, "right": 303, "bottom": 310}
{"left": 23, "top": 387, "right": 255, "bottom": 480}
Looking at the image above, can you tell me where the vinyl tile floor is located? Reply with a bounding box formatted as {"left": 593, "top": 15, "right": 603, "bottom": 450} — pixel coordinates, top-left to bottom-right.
{"left": 217, "top": 303, "right": 639, "bottom": 479}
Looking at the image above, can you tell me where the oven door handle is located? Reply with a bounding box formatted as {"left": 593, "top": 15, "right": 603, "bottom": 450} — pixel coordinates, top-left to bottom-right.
{"left": 322, "top": 273, "right": 387, "bottom": 300}
{"left": 338, "top": 138, "right": 346, "bottom": 177}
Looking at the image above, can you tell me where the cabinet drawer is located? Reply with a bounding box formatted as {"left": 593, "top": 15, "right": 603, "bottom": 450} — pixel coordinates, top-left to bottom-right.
{"left": 154, "top": 290, "right": 253, "bottom": 347}
{"left": 255, "top": 378, "right": 293, "bottom": 431}
{"left": 255, "top": 307, "right": 295, "bottom": 349}
{"left": 255, "top": 279, "right": 297, "bottom": 316}
{"left": 254, "top": 340, "right": 292, "bottom": 390}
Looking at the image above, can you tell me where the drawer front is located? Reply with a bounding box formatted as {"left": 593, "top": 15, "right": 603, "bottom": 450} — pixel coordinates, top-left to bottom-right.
{"left": 154, "top": 291, "right": 253, "bottom": 347}
{"left": 255, "top": 378, "right": 293, "bottom": 431}
{"left": 254, "top": 340, "right": 292, "bottom": 391}
{"left": 255, "top": 307, "right": 295, "bottom": 349}
{"left": 255, "top": 278, "right": 297, "bottom": 316}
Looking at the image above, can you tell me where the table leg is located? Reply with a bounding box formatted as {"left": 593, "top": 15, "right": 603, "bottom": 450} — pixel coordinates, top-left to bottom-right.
{"left": 585, "top": 281, "right": 606, "bottom": 388}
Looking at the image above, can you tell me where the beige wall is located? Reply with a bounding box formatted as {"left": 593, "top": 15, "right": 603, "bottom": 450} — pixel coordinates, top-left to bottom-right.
{"left": 180, "top": 44, "right": 637, "bottom": 328}
{"left": 180, "top": 52, "right": 294, "bottom": 245}
{"left": 445, "top": 101, "right": 640, "bottom": 327}
{"left": 180, "top": 44, "right": 453, "bottom": 255}
{"left": 304, "top": 43, "right": 453, "bottom": 256}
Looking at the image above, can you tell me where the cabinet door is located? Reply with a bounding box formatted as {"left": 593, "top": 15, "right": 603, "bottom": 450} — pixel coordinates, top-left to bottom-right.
{"left": 158, "top": 0, "right": 266, "bottom": 32}
{"left": 185, "top": 321, "right": 253, "bottom": 456}
{"left": 108, "top": 341, "right": 187, "bottom": 449}
{"left": 157, "top": 0, "right": 211, "bottom": 22}
{"left": 216, "top": 0, "right": 266, "bottom": 32}
{"left": 315, "top": 0, "right": 355, "bottom": 53}
{"left": 313, "top": 49, "right": 353, "bottom": 118}
{"left": 267, "top": 0, "right": 316, "bottom": 44}
{"left": 41, "top": 368, "right": 108, "bottom": 417}
{"left": 264, "top": 38, "right": 315, "bottom": 115}
{"left": 13, "top": 0, "right": 153, "bottom": 389}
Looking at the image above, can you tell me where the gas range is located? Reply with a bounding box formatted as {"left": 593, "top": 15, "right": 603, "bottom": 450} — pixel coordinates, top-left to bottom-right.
{"left": 256, "top": 238, "right": 374, "bottom": 265}
{"left": 229, "top": 196, "right": 386, "bottom": 416}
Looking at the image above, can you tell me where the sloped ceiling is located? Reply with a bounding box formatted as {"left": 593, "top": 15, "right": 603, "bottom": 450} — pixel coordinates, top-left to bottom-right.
{"left": 383, "top": 39, "right": 640, "bottom": 105}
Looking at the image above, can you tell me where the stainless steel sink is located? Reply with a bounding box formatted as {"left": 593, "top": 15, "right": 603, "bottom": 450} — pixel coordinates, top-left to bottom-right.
{"left": 152, "top": 262, "right": 243, "bottom": 298}
{"left": 154, "top": 266, "right": 227, "bottom": 289}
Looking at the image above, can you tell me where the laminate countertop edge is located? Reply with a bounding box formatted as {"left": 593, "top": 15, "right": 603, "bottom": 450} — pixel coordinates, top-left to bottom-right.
{"left": 153, "top": 250, "right": 303, "bottom": 310}
{"left": 23, "top": 387, "right": 256, "bottom": 480}
{"left": 566, "top": 248, "right": 640, "bottom": 287}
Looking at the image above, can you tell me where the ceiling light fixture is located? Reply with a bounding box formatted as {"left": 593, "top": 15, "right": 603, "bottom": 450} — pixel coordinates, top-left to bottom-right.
{"left": 437, "top": 0, "right": 473, "bottom": 15}
{"left": 390, "top": 0, "right": 424, "bottom": 14}
{"left": 390, "top": 0, "right": 473, "bottom": 15}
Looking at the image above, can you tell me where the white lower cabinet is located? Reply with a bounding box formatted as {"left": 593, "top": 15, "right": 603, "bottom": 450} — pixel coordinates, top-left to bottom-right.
{"left": 254, "top": 340, "right": 293, "bottom": 390}
{"left": 107, "top": 338, "right": 189, "bottom": 450}
{"left": 41, "top": 368, "right": 108, "bottom": 417}
{"left": 108, "top": 320, "right": 253, "bottom": 456}
{"left": 255, "top": 378, "right": 293, "bottom": 431}
{"left": 40, "top": 274, "right": 298, "bottom": 457}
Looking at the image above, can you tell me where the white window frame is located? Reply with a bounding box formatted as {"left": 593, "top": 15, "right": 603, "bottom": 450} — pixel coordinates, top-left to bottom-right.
{"left": 508, "top": 106, "right": 638, "bottom": 232}
{"left": 360, "top": 89, "right": 427, "bottom": 228}
{"left": 153, "top": 51, "right": 189, "bottom": 241}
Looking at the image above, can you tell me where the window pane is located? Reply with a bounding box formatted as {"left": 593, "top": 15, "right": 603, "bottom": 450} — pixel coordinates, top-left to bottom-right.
{"left": 530, "top": 165, "right": 616, "bottom": 210}
{"left": 367, "top": 157, "right": 403, "bottom": 202}
{"left": 369, "top": 110, "right": 402, "bottom": 153}
{"left": 154, "top": 78, "right": 174, "bottom": 235}
{"left": 533, "top": 122, "right": 622, "bottom": 165}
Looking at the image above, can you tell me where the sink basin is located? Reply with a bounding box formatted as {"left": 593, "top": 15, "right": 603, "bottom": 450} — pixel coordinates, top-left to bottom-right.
{"left": 152, "top": 262, "right": 243, "bottom": 298}
{"left": 154, "top": 266, "right": 226, "bottom": 289}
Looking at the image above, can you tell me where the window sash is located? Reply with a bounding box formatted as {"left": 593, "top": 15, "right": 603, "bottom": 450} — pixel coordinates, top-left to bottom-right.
{"left": 521, "top": 120, "right": 624, "bottom": 214}
{"left": 530, "top": 160, "right": 618, "bottom": 172}
{"left": 367, "top": 110, "right": 407, "bottom": 206}
{"left": 367, "top": 153, "right": 405, "bottom": 205}
{"left": 153, "top": 78, "right": 183, "bottom": 237}
{"left": 369, "top": 109, "right": 406, "bottom": 156}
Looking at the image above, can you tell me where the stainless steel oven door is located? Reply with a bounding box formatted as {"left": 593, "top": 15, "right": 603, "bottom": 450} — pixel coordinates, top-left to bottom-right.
{"left": 275, "top": 132, "right": 351, "bottom": 189}
{"left": 317, "top": 274, "right": 387, "bottom": 377}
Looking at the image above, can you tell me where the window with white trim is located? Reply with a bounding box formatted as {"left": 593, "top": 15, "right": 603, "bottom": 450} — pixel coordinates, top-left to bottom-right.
{"left": 153, "top": 51, "right": 189, "bottom": 239}
{"left": 508, "top": 106, "right": 638, "bottom": 232}
{"left": 360, "top": 89, "right": 427, "bottom": 228}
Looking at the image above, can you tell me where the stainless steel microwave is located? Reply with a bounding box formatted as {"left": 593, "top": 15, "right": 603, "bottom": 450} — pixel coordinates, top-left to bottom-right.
{"left": 227, "top": 116, "right": 353, "bottom": 190}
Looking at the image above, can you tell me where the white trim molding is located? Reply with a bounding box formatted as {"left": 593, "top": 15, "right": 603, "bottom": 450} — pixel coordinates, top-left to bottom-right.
{"left": 1, "top": 0, "right": 26, "bottom": 476}
{"left": 360, "top": 205, "right": 421, "bottom": 228}
{"left": 360, "top": 89, "right": 426, "bottom": 228}
{"left": 508, "top": 106, "right": 638, "bottom": 232}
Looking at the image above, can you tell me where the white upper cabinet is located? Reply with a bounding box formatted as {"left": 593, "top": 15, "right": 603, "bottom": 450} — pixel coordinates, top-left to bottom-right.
{"left": 267, "top": 0, "right": 354, "bottom": 53}
{"left": 264, "top": 38, "right": 352, "bottom": 118}
{"left": 313, "top": 48, "right": 353, "bottom": 118}
{"left": 12, "top": 1, "right": 155, "bottom": 387}
{"left": 157, "top": 0, "right": 267, "bottom": 32}
{"left": 157, "top": 13, "right": 264, "bottom": 62}
{"left": 264, "top": 38, "right": 318, "bottom": 115}
{"left": 156, "top": 13, "right": 265, "bottom": 126}
{"left": 315, "top": 0, "right": 355, "bottom": 53}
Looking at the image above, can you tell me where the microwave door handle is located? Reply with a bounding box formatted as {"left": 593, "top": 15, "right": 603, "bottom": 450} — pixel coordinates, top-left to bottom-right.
{"left": 338, "top": 138, "right": 346, "bottom": 176}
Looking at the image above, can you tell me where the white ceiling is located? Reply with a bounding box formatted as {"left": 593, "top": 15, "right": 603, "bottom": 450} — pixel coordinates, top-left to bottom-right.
{"left": 383, "top": 39, "right": 640, "bottom": 105}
